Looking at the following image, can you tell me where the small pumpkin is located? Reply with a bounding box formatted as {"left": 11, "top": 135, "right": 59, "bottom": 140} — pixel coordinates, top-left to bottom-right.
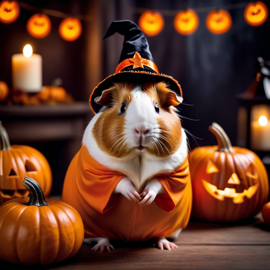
{"left": 0, "top": 0, "right": 20, "bottom": 24}
{"left": 244, "top": 1, "right": 268, "bottom": 27}
{"left": 262, "top": 201, "right": 270, "bottom": 225}
{"left": 27, "top": 13, "right": 51, "bottom": 39}
{"left": 174, "top": 9, "right": 199, "bottom": 35}
{"left": 0, "top": 122, "right": 52, "bottom": 205}
{"left": 190, "top": 122, "right": 269, "bottom": 222}
{"left": 0, "top": 176, "right": 84, "bottom": 265}
{"left": 138, "top": 11, "right": 164, "bottom": 36}
{"left": 58, "top": 17, "right": 82, "bottom": 41}
{"left": 0, "top": 81, "right": 9, "bottom": 101}
{"left": 38, "top": 86, "right": 67, "bottom": 102}
{"left": 206, "top": 9, "right": 232, "bottom": 35}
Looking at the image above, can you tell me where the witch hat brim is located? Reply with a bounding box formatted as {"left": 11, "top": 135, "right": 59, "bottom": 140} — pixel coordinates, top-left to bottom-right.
{"left": 90, "top": 20, "right": 183, "bottom": 114}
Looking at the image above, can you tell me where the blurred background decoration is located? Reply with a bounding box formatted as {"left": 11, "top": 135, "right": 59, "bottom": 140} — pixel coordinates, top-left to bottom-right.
{"left": 0, "top": 0, "right": 269, "bottom": 195}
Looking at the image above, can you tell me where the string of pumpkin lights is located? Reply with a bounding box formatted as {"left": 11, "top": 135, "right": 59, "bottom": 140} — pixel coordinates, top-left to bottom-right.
{"left": 0, "top": 0, "right": 268, "bottom": 40}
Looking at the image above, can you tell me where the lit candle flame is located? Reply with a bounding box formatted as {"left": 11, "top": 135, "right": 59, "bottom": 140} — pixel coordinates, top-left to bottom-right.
{"left": 259, "top": 115, "right": 268, "bottom": 126}
{"left": 23, "top": 44, "right": 33, "bottom": 58}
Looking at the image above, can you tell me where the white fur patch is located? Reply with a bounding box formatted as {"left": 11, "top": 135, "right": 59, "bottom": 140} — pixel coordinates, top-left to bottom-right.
{"left": 83, "top": 112, "right": 187, "bottom": 191}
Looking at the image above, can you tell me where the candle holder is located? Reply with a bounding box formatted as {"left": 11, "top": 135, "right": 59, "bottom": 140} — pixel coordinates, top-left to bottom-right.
{"left": 237, "top": 57, "right": 270, "bottom": 152}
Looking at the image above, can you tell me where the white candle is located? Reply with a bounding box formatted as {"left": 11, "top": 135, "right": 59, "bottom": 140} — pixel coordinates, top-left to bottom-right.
{"left": 12, "top": 44, "right": 42, "bottom": 93}
{"left": 251, "top": 115, "right": 270, "bottom": 150}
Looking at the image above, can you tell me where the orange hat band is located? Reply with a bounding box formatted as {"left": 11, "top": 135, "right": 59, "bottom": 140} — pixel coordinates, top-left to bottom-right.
{"left": 115, "top": 52, "right": 159, "bottom": 74}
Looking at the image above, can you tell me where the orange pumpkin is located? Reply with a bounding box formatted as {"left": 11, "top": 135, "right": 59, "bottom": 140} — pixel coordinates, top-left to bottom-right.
{"left": 0, "top": 0, "right": 20, "bottom": 24}
{"left": 138, "top": 11, "right": 164, "bottom": 36}
{"left": 0, "top": 81, "right": 9, "bottom": 101}
{"left": 0, "top": 122, "right": 52, "bottom": 205}
{"left": 190, "top": 122, "right": 269, "bottom": 222}
{"left": 262, "top": 201, "right": 270, "bottom": 225}
{"left": 206, "top": 9, "right": 232, "bottom": 34}
{"left": 0, "top": 176, "right": 84, "bottom": 265}
{"left": 59, "top": 17, "right": 82, "bottom": 41}
{"left": 38, "top": 86, "right": 67, "bottom": 102}
{"left": 174, "top": 9, "right": 199, "bottom": 35}
{"left": 244, "top": 1, "right": 268, "bottom": 27}
{"left": 27, "top": 13, "right": 51, "bottom": 39}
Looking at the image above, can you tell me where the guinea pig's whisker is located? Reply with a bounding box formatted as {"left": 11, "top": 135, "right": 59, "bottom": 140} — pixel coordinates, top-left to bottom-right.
{"left": 183, "top": 128, "right": 201, "bottom": 147}
{"left": 159, "top": 134, "right": 173, "bottom": 148}
{"left": 152, "top": 140, "right": 161, "bottom": 156}
{"left": 110, "top": 137, "right": 125, "bottom": 153}
{"left": 160, "top": 129, "right": 173, "bottom": 135}
{"left": 155, "top": 140, "right": 165, "bottom": 155}
{"left": 118, "top": 140, "right": 125, "bottom": 155}
{"left": 178, "top": 115, "right": 199, "bottom": 122}
{"left": 158, "top": 139, "right": 171, "bottom": 155}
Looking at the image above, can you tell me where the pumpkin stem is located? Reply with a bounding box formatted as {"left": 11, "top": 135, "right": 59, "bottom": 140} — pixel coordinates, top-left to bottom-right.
{"left": 0, "top": 121, "right": 11, "bottom": 150}
{"left": 209, "top": 122, "right": 234, "bottom": 153}
{"left": 23, "top": 176, "right": 49, "bottom": 207}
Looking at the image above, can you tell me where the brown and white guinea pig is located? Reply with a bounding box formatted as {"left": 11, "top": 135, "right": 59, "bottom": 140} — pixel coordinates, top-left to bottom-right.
{"left": 62, "top": 81, "right": 191, "bottom": 252}
{"left": 83, "top": 81, "right": 187, "bottom": 191}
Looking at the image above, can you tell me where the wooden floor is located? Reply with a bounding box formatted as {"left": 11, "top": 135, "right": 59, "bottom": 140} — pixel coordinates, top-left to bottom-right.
{"left": 0, "top": 213, "right": 269, "bottom": 270}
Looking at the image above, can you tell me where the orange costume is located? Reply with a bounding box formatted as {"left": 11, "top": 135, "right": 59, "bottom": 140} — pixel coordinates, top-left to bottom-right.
{"left": 62, "top": 145, "right": 192, "bottom": 241}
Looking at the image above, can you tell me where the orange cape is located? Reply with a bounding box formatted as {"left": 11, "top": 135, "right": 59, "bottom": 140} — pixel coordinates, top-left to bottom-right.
{"left": 62, "top": 145, "right": 192, "bottom": 241}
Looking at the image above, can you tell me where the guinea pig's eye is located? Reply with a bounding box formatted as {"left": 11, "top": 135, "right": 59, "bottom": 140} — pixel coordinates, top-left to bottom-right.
{"left": 119, "top": 101, "right": 126, "bottom": 115}
{"left": 154, "top": 102, "right": 160, "bottom": 114}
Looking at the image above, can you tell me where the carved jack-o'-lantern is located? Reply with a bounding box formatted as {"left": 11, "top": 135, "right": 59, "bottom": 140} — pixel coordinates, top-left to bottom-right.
{"left": 190, "top": 123, "right": 269, "bottom": 222}
{"left": 206, "top": 9, "right": 232, "bottom": 34}
{"left": 244, "top": 1, "right": 268, "bottom": 27}
{"left": 138, "top": 11, "right": 164, "bottom": 36}
{"left": 27, "top": 13, "right": 51, "bottom": 39}
{"left": 0, "top": 122, "right": 52, "bottom": 205}
{"left": 59, "top": 17, "right": 82, "bottom": 41}
{"left": 174, "top": 9, "right": 199, "bottom": 35}
{"left": 0, "top": 0, "right": 20, "bottom": 24}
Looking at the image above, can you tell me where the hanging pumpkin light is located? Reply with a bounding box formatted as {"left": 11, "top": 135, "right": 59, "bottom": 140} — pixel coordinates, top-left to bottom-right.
{"left": 59, "top": 17, "right": 82, "bottom": 41}
{"left": 0, "top": 0, "right": 20, "bottom": 24}
{"left": 244, "top": 1, "right": 268, "bottom": 26}
{"left": 27, "top": 13, "right": 51, "bottom": 39}
{"left": 206, "top": 9, "right": 232, "bottom": 34}
{"left": 138, "top": 10, "right": 164, "bottom": 36}
{"left": 174, "top": 9, "right": 199, "bottom": 35}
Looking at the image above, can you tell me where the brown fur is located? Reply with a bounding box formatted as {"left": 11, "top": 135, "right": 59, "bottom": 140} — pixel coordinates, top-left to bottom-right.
{"left": 92, "top": 83, "right": 135, "bottom": 158}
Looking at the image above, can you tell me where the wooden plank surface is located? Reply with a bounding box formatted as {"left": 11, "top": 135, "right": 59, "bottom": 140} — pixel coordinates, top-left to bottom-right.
{"left": 0, "top": 214, "right": 269, "bottom": 270}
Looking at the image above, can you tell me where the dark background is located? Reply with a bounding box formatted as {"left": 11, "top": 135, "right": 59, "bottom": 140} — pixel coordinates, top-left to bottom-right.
{"left": 1, "top": 0, "right": 269, "bottom": 194}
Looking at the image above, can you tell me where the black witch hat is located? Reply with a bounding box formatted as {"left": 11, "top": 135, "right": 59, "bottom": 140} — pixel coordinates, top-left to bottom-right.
{"left": 89, "top": 20, "right": 183, "bottom": 113}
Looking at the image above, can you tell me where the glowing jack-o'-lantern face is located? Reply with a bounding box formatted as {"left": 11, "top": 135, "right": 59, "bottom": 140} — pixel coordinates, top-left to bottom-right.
{"left": 244, "top": 1, "right": 268, "bottom": 26}
{"left": 0, "top": 122, "right": 52, "bottom": 205}
{"left": 59, "top": 17, "right": 82, "bottom": 41}
{"left": 174, "top": 9, "right": 199, "bottom": 35}
{"left": 0, "top": 0, "right": 20, "bottom": 24}
{"left": 27, "top": 14, "right": 51, "bottom": 38}
{"left": 190, "top": 122, "right": 269, "bottom": 222}
{"left": 206, "top": 9, "right": 232, "bottom": 34}
{"left": 202, "top": 160, "right": 259, "bottom": 204}
{"left": 138, "top": 11, "right": 164, "bottom": 36}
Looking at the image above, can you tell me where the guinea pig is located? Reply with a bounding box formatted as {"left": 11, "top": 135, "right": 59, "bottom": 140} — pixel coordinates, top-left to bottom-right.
{"left": 61, "top": 81, "right": 192, "bottom": 251}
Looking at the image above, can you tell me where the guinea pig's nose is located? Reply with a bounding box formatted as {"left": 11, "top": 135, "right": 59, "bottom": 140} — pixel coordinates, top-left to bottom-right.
{"left": 135, "top": 128, "right": 149, "bottom": 135}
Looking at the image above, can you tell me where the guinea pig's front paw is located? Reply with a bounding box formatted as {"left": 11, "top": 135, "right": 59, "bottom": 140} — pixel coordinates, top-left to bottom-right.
{"left": 155, "top": 237, "right": 178, "bottom": 251}
{"left": 139, "top": 179, "right": 165, "bottom": 206}
{"left": 84, "top": 237, "right": 114, "bottom": 252}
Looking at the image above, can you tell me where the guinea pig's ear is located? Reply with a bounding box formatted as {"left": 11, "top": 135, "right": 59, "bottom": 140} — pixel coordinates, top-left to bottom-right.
{"left": 156, "top": 82, "right": 183, "bottom": 107}
{"left": 94, "top": 86, "right": 115, "bottom": 107}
